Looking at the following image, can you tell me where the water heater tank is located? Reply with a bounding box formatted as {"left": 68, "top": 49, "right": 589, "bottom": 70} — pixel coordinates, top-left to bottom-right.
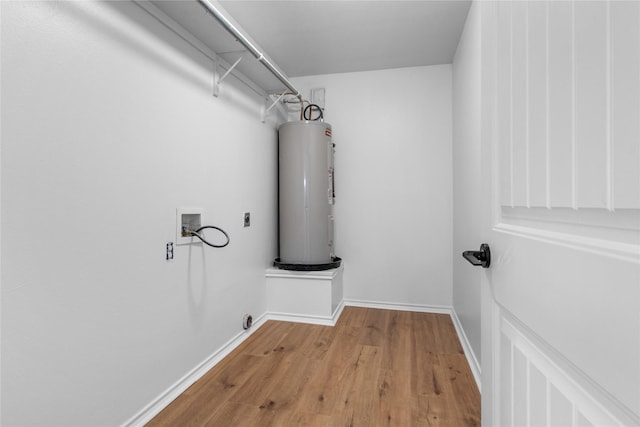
{"left": 275, "top": 121, "right": 340, "bottom": 271}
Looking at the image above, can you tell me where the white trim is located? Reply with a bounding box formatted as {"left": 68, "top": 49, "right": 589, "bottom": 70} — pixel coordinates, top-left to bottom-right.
{"left": 450, "top": 309, "right": 482, "bottom": 389}
{"left": 267, "top": 299, "right": 345, "bottom": 326}
{"left": 124, "top": 300, "right": 483, "bottom": 426}
{"left": 498, "top": 307, "right": 640, "bottom": 426}
{"left": 494, "top": 222, "right": 640, "bottom": 264}
{"left": 122, "top": 301, "right": 345, "bottom": 426}
{"left": 345, "top": 299, "right": 482, "bottom": 391}
{"left": 265, "top": 266, "right": 342, "bottom": 281}
{"left": 266, "top": 313, "right": 335, "bottom": 326}
{"left": 344, "top": 298, "right": 452, "bottom": 314}
{"left": 122, "top": 312, "right": 269, "bottom": 427}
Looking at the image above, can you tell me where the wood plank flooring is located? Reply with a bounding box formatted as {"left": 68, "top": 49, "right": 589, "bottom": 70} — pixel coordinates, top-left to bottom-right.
{"left": 147, "top": 307, "right": 480, "bottom": 426}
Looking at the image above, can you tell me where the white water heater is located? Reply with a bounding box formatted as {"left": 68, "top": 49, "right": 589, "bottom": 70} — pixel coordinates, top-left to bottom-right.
{"left": 275, "top": 121, "right": 340, "bottom": 271}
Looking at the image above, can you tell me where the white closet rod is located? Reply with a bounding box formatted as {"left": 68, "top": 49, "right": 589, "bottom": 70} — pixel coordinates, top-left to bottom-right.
{"left": 197, "top": 0, "right": 301, "bottom": 97}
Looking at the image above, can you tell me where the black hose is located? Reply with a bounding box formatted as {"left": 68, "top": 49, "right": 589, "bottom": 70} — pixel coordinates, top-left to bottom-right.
{"left": 187, "top": 225, "right": 230, "bottom": 248}
{"left": 303, "top": 103, "right": 324, "bottom": 121}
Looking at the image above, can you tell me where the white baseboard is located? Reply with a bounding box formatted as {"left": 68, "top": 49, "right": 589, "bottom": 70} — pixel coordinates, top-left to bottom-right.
{"left": 344, "top": 298, "right": 452, "bottom": 314}
{"left": 124, "top": 299, "right": 481, "bottom": 426}
{"left": 449, "top": 309, "right": 481, "bottom": 389}
{"left": 267, "top": 299, "right": 346, "bottom": 326}
{"left": 122, "top": 312, "right": 269, "bottom": 427}
{"left": 345, "top": 298, "right": 481, "bottom": 390}
{"left": 122, "top": 302, "right": 346, "bottom": 426}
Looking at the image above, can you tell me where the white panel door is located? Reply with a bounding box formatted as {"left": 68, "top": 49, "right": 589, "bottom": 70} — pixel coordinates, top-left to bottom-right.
{"left": 479, "top": 1, "right": 640, "bottom": 426}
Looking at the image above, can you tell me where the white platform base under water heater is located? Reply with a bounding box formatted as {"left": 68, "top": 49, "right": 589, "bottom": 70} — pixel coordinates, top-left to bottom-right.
{"left": 265, "top": 264, "right": 344, "bottom": 325}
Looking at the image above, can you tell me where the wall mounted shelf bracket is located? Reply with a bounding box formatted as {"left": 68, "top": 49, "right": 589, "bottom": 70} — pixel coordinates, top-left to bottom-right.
{"left": 261, "top": 92, "right": 288, "bottom": 123}
{"left": 137, "top": 0, "right": 300, "bottom": 123}
{"left": 197, "top": 0, "right": 300, "bottom": 98}
{"left": 213, "top": 55, "right": 243, "bottom": 97}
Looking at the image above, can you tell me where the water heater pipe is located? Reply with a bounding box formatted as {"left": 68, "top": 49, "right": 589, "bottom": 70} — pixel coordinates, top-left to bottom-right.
{"left": 197, "top": 0, "right": 301, "bottom": 97}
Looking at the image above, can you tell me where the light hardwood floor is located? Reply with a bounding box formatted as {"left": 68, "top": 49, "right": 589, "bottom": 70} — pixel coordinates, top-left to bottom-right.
{"left": 147, "top": 307, "right": 480, "bottom": 426}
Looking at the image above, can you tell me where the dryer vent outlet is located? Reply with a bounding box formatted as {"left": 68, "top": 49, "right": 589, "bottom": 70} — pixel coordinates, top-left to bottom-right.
{"left": 242, "top": 314, "right": 253, "bottom": 330}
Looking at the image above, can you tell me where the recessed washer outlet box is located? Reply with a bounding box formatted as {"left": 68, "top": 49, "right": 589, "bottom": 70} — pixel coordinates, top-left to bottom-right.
{"left": 176, "top": 208, "right": 203, "bottom": 245}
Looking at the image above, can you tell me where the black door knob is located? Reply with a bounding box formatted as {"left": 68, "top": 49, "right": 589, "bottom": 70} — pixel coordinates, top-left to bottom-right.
{"left": 462, "top": 243, "right": 491, "bottom": 268}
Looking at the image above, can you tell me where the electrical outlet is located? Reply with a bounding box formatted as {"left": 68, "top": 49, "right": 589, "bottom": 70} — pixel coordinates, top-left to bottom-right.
{"left": 166, "top": 242, "right": 174, "bottom": 261}
{"left": 244, "top": 212, "right": 250, "bottom": 227}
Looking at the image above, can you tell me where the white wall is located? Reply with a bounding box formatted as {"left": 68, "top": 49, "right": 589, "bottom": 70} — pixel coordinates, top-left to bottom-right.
{"left": 291, "top": 66, "right": 453, "bottom": 308}
{"left": 1, "top": 2, "right": 278, "bottom": 425}
{"left": 452, "top": 1, "right": 482, "bottom": 367}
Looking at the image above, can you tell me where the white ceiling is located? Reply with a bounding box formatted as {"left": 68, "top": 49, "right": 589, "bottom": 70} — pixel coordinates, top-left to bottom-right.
{"left": 150, "top": 0, "right": 471, "bottom": 92}
{"left": 218, "top": 0, "right": 472, "bottom": 77}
